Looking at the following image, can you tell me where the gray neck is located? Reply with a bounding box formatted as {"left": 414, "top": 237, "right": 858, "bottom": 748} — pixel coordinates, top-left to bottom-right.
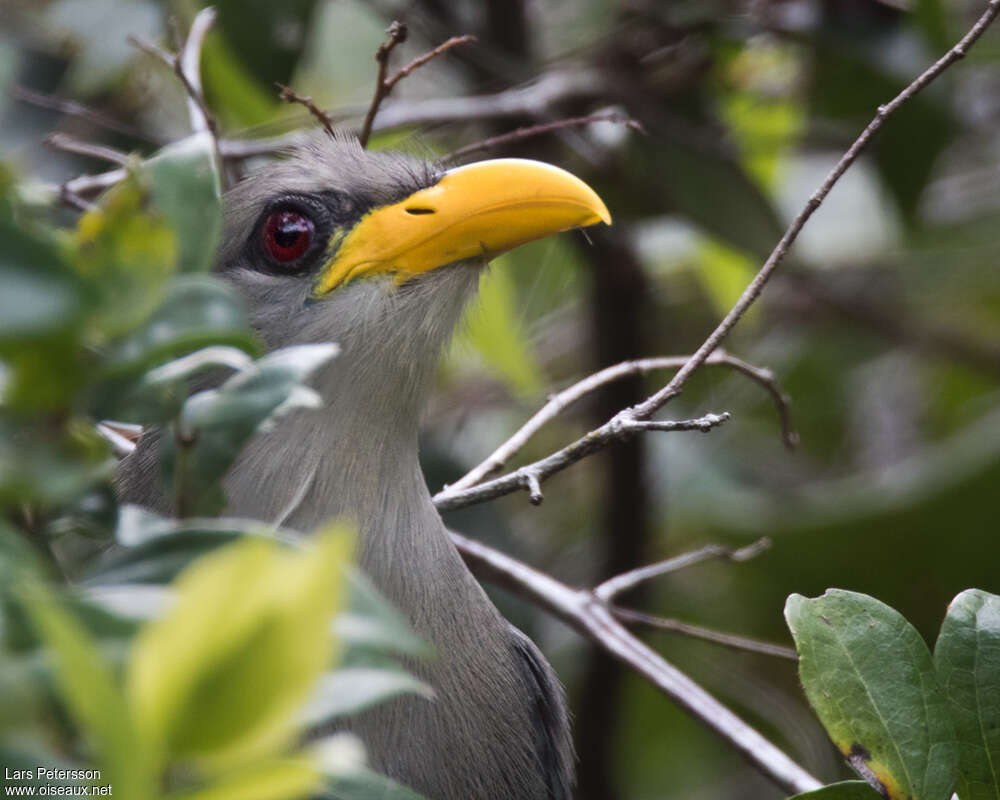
{"left": 223, "top": 266, "right": 481, "bottom": 596}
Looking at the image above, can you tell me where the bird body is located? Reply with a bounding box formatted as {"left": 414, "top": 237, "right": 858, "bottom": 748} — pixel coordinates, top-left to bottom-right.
{"left": 118, "top": 136, "right": 610, "bottom": 799}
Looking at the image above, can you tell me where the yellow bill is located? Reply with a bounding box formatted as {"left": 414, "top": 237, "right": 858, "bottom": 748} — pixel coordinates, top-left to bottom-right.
{"left": 314, "top": 158, "right": 611, "bottom": 295}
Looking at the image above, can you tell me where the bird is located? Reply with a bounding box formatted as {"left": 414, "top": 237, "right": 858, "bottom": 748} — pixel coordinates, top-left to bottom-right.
{"left": 117, "top": 133, "right": 611, "bottom": 800}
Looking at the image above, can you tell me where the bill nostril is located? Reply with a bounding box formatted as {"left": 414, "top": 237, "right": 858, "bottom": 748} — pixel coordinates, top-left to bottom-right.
{"left": 405, "top": 207, "right": 436, "bottom": 215}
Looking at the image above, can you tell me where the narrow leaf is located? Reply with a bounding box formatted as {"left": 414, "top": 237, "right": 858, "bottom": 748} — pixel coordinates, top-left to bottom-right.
{"left": 933, "top": 589, "right": 1000, "bottom": 800}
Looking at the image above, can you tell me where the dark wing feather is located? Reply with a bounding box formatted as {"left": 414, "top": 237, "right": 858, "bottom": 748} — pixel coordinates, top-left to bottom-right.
{"left": 508, "top": 625, "right": 575, "bottom": 800}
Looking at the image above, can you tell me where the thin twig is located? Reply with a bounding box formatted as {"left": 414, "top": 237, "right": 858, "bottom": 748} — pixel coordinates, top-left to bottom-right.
{"left": 384, "top": 34, "right": 477, "bottom": 92}
{"left": 432, "top": 0, "right": 1000, "bottom": 513}
{"left": 595, "top": 538, "right": 771, "bottom": 603}
{"left": 610, "top": 608, "right": 799, "bottom": 661}
{"left": 359, "top": 25, "right": 476, "bottom": 148}
{"left": 276, "top": 83, "right": 336, "bottom": 137}
{"left": 624, "top": 412, "right": 731, "bottom": 434}
{"left": 129, "top": 18, "right": 217, "bottom": 137}
{"left": 10, "top": 85, "right": 155, "bottom": 142}
{"left": 442, "top": 113, "right": 645, "bottom": 163}
{"left": 219, "top": 68, "right": 604, "bottom": 159}
{"left": 358, "top": 21, "right": 409, "bottom": 148}
{"left": 58, "top": 185, "right": 97, "bottom": 213}
{"left": 63, "top": 168, "right": 129, "bottom": 196}
{"left": 437, "top": 352, "right": 795, "bottom": 500}
{"left": 45, "top": 133, "right": 131, "bottom": 166}
{"left": 450, "top": 531, "right": 821, "bottom": 796}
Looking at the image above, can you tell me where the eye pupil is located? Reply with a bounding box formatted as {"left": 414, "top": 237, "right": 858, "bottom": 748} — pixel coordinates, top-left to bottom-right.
{"left": 262, "top": 208, "right": 314, "bottom": 264}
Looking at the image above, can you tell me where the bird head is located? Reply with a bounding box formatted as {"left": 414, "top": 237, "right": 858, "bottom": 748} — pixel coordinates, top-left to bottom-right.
{"left": 216, "top": 135, "right": 610, "bottom": 421}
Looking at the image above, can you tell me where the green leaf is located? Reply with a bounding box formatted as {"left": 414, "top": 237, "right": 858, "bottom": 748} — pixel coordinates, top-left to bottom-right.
{"left": 106, "top": 277, "right": 254, "bottom": 373}
{"left": 163, "top": 343, "right": 338, "bottom": 516}
{"left": 933, "top": 589, "right": 1000, "bottom": 800}
{"left": 785, "top": 590, "right": 958, "bottom": 800}
{"left": 126, "top": 524, "right": 353, "bottom": 768}
{"left": 144, "top": 133, "right": 223, "bottom": 274}
{"left": 73, "top": 173, "right": 177, "bottom": 341}
{"left": 300, "top": 667, "right": 433, "bottom": 726}
{"left": 166, "top": 756, "right": 322, "bottom": 800}
{"left": 0, "top": 208, "right": 85, "bottom": 344}
{"left": 788, "top": 781, "right": 883, "bottom": 799}
{"left": 96, "top": 276, "right": 257, "bottom": 423}
{"left": 18, "top": 581, "right": 156, "bottom": 800}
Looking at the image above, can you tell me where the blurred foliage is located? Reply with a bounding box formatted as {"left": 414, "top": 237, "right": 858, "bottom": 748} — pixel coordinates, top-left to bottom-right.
{"left": 2, "top": 0, "right": 1000, "bottom": 798}
{"left": 0, "top": 83, "right": 428, "bottom": 798}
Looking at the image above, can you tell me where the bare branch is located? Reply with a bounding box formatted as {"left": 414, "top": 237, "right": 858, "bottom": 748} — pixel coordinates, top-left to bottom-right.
{"left": 219, "top": 66, "right": 599, "bottom": 160}
{"left": 45, "top": 133, "right": 131, "bottom": 167}
{"left": 436, "top": 352, "right": 795, "bottom": 501}
{"left": 63, "top": 168, "right": 128, "bottom": 196}
{"left": 358, "top": 21, "right": 409, "bottom": 148}
{"left": 10, "top": 85, "right": 155, "bottom": 142}
{"left": 450, "top": 531, "right": 821, "bottom": 795}
{"left": 595, "top": 538, "right": 771, "bottom": 603}
{"left": 276, "top": 83, "right": 335, "bottom": 137}
{"left": 610, "top": 608, "right": 799, "bottom": 661}
{"left": 359, "top": 24, "right": 476, "bottom": 148}
{"left": 129, "top": 10, "right": 218, "bottom": 138}
{"left": 58, "top": 185, "right": 97, "bottom": 213}
{"left": 384, "top": 34, "right": 477, "bottom": 92}
{"left": 433, "top": 0, "right": 1000, "bottom": 512}
{"left": 442, "top": 113, "right": 644, "bottom": 163}
{"left": 623, "top": 411, "right": 730, "bottom": 434}
{"left": 178, "top": 7, "right": 217, "bottom": 136}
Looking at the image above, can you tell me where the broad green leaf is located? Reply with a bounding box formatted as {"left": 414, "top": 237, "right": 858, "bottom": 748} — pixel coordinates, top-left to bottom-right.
{"left": 0, "top": 208, "right": 85, "bottom": 344}
{"left": 19, "top": 581, "right": 155, "bottom": 800}
{"left": 127, "top": 523, "right": 353, "bottom": 768}
{"left": 300, "top": 667, "right": 434, "bottom": 726}
{"left": 933, "top": 589, "right": 1000, "bottom": 800}
{"left": 788, "top": 781, "right": 883, "bottom": 799}
{"left": 162, "top": 343, "right": 338, "bottom": 515}
{"left": 166, "top": 756, "right": 322, "bottom": 800}
{"left": 0, "top": 418, "right": 113, "bottom": 510}
{"left": 105, "top": 277, "right": 254, "bottom": 373}
{"left": 84, "top": 506, "right": 296, "bottom": 586}
{"left": 785, "top": 590, "right": 958, "bottom": 800}
{"left": 145, "top": 133, "right": 222, "bottom": 274}
{"left": 458, "top": 266, "right": 545, "bottom": 398}
{"left": 73, "top": 174, "right": 176, "bottom": 341}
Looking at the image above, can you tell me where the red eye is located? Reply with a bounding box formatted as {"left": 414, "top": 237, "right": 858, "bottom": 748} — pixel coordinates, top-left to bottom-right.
{"left": 262, "top": 208, "right": 314, "bottom": 263}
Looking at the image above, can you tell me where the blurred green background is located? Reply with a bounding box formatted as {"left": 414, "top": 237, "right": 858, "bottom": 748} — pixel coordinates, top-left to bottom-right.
{"left": 2, "top": 0, "right": 1000, "bottom": 798}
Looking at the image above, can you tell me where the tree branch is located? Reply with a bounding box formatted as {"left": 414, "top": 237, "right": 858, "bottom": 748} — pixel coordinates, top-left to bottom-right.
{"left": 434, "top": 352, "right": 795, "bottom": 506}
{"left": 594, "top": 538, "right": 771, "bottom": 602}
{"left": 276, "top": 83, "right": 336, "bottom": 137}
{"left": 442, "top": 112, "right": 644, "bottom": 163}
{"left": 358, "top": 24, "right": 476, "bottom": 148}
{"left": 45, "top": 133, "right": 131, "bottom": 166}
{"left": 450, "top": 531, "right": 822, "bottom": 795}
{"left": 218, "top": 68, "right": 603, "bottom": 159}
{"left": 610, "top": 608, "right": 799, "bottom": 661}
{"left": 432, "top": 0, "right": 1000, "bottom": 513}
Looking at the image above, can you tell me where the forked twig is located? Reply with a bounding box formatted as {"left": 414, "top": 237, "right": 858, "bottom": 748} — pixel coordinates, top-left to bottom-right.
{"left": 358, "top": 23, "right": 475, "bottom": 147}
{"left": 276, "top": 83, "right": 336, "bottom": 137}
{"left": 433, "top": 0, "right": 1000, "bottom": 513}
{"left": 437, "top": 352, "right": 795, "bottom": 500}
{"left": 443, "top": 113, "right": 645, "bottom": 163}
